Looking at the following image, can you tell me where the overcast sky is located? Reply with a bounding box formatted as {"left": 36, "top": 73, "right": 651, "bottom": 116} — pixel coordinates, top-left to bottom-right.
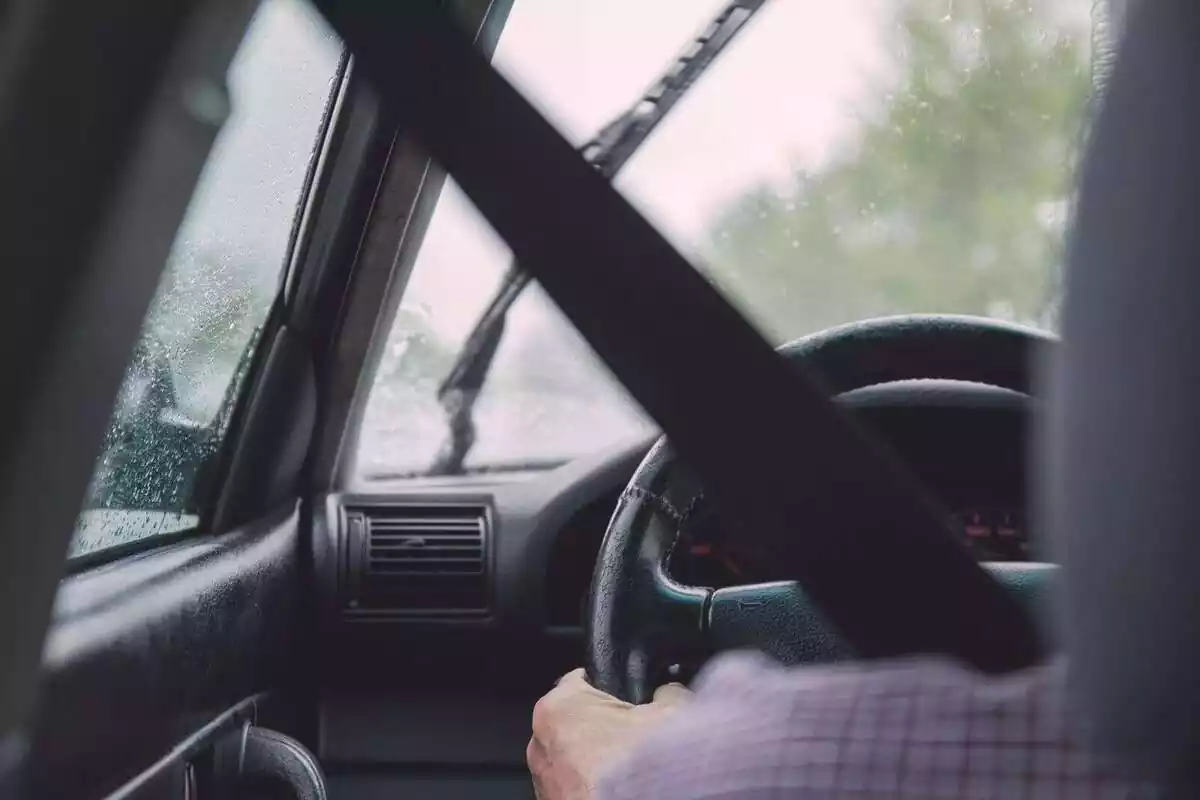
{"left": 401, "top": 0, "right": 902, "bottom": 346}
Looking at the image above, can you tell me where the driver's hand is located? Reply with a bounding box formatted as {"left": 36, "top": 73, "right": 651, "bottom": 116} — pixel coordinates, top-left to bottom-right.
{"left": 528, "top": 668, "right": 691, "bottom": 800}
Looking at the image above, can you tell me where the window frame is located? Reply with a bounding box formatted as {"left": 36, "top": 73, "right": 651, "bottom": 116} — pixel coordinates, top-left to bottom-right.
{"left": 65, "top": 17, "right": 352, "bottom": 571}
{"left": 305, "top": 0, "right": 516, "bottom": 492}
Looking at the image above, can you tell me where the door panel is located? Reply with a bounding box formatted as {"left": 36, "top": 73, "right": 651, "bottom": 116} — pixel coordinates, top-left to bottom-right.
{"left": 11, "top": 0, "right": 517, "bottom": 795}
{"left": 28, "top": 505, "right": 304, "bottom": 799}
{"left": 15, "top": 3, "right": 349, "bottom": 795}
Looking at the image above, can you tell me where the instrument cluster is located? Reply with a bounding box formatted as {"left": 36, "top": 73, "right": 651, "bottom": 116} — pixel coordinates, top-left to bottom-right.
{"left": 672, "top": 505, "right": 1030, "bottom": 589}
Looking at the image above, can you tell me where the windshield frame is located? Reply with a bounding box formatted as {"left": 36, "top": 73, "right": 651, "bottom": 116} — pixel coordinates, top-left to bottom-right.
{"left": 316, "top": 0, "right": 517, "bottom": 489}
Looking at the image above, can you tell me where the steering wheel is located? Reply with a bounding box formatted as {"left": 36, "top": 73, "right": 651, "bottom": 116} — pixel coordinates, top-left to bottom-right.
{"left": 586, "top": 314, "right": 1055, "bottom": 703}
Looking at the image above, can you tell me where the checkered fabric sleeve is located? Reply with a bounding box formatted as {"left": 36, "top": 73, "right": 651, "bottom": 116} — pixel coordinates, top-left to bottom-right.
{"left": 598, "top": 654, "right": 1161, "bottom": 799}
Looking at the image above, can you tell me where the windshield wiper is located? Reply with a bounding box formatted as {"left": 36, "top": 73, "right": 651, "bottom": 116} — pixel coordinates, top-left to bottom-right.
{"left": 427, "top": 0, "right": 770, "bottom": 475}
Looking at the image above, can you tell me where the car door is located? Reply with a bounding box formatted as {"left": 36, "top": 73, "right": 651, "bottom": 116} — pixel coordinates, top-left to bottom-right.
{"left": 0, "top": 0, "right": 516, "bottom": 794}
{"left": 2, "top": 1, "right": 352, "bottom": 796}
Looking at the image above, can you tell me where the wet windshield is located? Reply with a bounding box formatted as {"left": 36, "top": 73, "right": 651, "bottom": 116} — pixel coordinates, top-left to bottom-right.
{"left": 356, "top": 0, "right": 1093, "bottom": 478}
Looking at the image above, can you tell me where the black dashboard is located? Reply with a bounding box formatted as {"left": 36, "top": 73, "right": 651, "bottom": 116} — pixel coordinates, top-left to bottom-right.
{"left": 543, "top": 380, "right": 1032, "bottom": 623}
{"left": 317, "top": 381, "right": 1033, "bottom": 674}
{"left": 311, "top": 380, "right": 1037, "bottom": 770}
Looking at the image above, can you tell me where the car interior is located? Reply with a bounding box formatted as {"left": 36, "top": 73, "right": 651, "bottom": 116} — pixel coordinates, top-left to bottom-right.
{"left": 4, "top": 0, "right": 1199, "bottom": 797}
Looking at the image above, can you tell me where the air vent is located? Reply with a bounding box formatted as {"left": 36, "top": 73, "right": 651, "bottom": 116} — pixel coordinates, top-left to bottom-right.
{"left": 343, "top": 504, "right": 489, "bottom": 618}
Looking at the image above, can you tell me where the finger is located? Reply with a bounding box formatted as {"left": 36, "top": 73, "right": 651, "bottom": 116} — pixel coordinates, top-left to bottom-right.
{"left": 526, "top": 735, "right": 546, "bottom": 771}
{"left": 531, "top": 693, "right": 557, "bottom": 736}
{"left": 528, "top": 760, "right": 546, "bottom": 800}
{"left": 553, "top": 667, "right": 630, "bottom": 708}
{"left": 651, "top": 681, "right": 692, "bottom": 705}
{"left": 554, "top": 667, "right": 588, "bottom": 688}
{"left": 526, "top": 738, "right": 551, "bottom": 800}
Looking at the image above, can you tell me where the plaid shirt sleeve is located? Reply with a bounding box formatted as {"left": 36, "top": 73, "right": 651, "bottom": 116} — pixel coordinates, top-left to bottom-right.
{"left": 598, "top": 653, "right": 1160, "bottom": 799}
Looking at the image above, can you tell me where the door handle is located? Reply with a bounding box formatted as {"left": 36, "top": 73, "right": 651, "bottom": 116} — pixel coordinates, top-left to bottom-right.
{"left": 213, "top": 723, "right": 327, "bottom": 800}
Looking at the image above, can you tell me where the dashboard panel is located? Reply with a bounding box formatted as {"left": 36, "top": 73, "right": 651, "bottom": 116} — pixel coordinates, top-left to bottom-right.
{"left": 318, "top": 381, "right": 1038, "bottom": 770}
{"left": 669, "top": 503, "right": 1028, "bottom": 590}
{"left": 323, "top": 381, "right": 1035, "bottom": 673}
{"left": 544, "top": 380, "right": 1034, "bottom": 623}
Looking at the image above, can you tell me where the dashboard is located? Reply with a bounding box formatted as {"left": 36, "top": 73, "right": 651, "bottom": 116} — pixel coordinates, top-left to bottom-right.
{"left": 670, "top": 503, "right": 1028, "bottom": 590}
{"left": 319, "top": 381, "right": 1035, "bottom": 683}
{"left": 314, "top": 380, "right": 1038, "bottom": 771}
{"left": 541, "top": 380, "right": 1033, "bottom": 624}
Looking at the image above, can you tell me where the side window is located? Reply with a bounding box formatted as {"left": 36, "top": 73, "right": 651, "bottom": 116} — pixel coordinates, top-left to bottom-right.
{"left": 70, "top": 0, "right": 342, "bottom": 559}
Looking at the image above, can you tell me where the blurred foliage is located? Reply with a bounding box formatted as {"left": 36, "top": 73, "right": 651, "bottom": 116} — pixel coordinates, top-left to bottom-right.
{"left": 704, "top": 0, "right": 1091, "bottom": 341}
{"left": 375, "top": 305, "right": 459, "bottom": 402}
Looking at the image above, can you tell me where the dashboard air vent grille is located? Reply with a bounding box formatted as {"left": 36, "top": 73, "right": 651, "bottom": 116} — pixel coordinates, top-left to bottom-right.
{"left": 343, "top": 504, "right": 489, "bottom": 617}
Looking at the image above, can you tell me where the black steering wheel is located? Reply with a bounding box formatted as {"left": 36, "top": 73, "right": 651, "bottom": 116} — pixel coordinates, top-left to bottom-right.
{"left": 586, "top": 314, "right": 1055, "bottom": 703}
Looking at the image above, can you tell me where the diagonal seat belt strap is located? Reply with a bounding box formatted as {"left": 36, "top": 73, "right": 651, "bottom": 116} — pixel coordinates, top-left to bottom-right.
{"left": 312, "top": 0, "right": 1042, "bottom": 672}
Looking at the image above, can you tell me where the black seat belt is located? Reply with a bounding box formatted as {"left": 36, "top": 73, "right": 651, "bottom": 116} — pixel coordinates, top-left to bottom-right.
{"left": 312, "top": 0, "right": 1042, "bottom": 672}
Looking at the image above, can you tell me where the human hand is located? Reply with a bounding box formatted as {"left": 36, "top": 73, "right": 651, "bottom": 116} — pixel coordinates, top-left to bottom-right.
{"left": 527, "top": 669, "right": 691, "bottom": 800}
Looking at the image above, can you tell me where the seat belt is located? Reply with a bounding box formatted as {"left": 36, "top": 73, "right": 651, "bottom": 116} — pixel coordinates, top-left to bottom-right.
{"left": 312, "top": 0, "right": 1042, "bottom": 672}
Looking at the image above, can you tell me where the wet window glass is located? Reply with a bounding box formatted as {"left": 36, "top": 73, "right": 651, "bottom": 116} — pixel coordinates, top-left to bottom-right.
{"left": 69, "top": 0, "right": 342, "bottom": 558}
{"left": 359, "top": 0, "right": 1094, "bottom": 478}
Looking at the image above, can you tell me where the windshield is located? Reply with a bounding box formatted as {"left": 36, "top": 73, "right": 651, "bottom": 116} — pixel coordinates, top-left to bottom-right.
{"left": 356, "top": 0, "right": 1092, "bottom": 478}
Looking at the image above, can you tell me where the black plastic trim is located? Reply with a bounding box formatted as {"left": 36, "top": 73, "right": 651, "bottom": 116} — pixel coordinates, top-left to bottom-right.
{"left": 30, "top": 505, "right": 302, "bottom": 800}
{"left": 63, "top": 526, "right": 203, "bottom": 577}
{"left": 286, "top": 62, "right": 390, "bottom": 328}
{"left": 0, "top": 0, "right": 259, "bottom": 750}
{"left": 105, "top": 694, "right": 262, "bottom": 800}
{"left": 312, "top": 0, "right": 516, "bottom": 490}
{"left": 837, "top": 379, "right": 1029, "bottom": 410}
{"left": 213, "top": 723, "right": 328, "bottom": 800}
{"left": 344, "top": 501, "right": 493, "bottom": 618}
{"left": 210, "top": 325, "right": 318, "bottom": 532}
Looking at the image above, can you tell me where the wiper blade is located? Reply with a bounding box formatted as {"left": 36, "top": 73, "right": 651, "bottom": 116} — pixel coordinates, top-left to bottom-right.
{"left": 428, "top": 0, "right": 770, "bottom": 475}
{"left": 365, "top": 457, "right": 572, "bottom": 482}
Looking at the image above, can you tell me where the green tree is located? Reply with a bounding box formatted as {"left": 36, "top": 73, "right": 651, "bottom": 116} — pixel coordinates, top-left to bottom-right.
{"left": 705, "top": 0, "right": 1091, "bottom": 341}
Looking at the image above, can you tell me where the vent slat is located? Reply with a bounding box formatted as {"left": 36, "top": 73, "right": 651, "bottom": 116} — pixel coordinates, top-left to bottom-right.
{"left": 369, "top": 525, "right": 482, "bottom": 532}
{"left": 345, "top": 504, "right": 489, "bottom": 617}
{"left": 368, "top": 536, "right": 481, "bottom": 544}
{"left": 369, "top": 570, "right": 484, "bottom": 577}
{"left": 369, "top": 555, "right": 482, "bottom": 565}
{"left": 367, "top": 544, "right": 480, "bottom": 551}
{"left": 370, "top": 560, "right": 482, "bottom": 566}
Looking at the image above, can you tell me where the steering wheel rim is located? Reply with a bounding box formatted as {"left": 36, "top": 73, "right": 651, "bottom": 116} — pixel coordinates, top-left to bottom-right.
{"left": 586, "top": 314, "right": 1052, "bottom": 703}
